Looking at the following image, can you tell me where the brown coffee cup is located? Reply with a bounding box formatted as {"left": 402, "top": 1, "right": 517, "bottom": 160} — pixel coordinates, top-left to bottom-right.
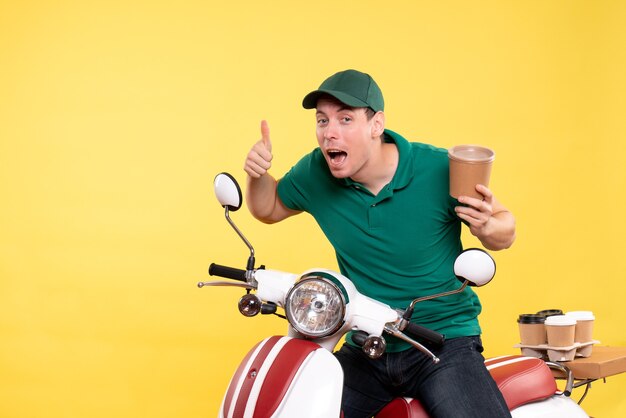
{"left": 448, "top": 145, "right": 495, "bottom": 199}
{"left": 545, "top": 315, "right": 576, "bottom": 347}
{"left": 566, "top": 311, "right": 595, "bottom": 343}
{"left": 536, "top": 309, "right": 563, "bottom": 318}
{"left": 517, "top": 314, "right": 547, "bottom": 346}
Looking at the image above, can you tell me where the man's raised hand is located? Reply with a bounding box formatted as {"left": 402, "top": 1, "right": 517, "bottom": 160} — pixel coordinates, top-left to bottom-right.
{"left": 244, "top": 120, "right": 273, "bottom": 178}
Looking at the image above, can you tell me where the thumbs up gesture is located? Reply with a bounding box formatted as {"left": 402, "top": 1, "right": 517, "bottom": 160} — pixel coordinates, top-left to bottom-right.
{"left": 244, "top": 120, "right": 274, "bottom": 178}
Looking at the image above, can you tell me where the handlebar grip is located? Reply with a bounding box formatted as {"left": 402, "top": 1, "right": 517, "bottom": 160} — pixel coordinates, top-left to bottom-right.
{"left": 208, "top": 263, "right": 247, "bottom": 282}
{"left": 404, "top": 322, "right": 446, "bottom": 347}
{"left": 350, "top": 331, "right": 369, "bottom": 347}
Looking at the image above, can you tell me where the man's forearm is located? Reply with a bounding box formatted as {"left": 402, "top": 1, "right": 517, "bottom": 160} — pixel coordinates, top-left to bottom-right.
{"left": 245, "top": 174, "right": 280, "bottom": 222}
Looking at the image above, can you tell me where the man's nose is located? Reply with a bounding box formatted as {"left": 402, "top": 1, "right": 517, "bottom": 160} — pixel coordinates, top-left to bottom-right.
{"left": 323, "top": 119, "right": 339, "bottom": 140}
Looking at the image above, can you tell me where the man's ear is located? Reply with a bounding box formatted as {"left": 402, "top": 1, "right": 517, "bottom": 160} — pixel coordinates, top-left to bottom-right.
{"left": 371, "top": 111, "right": 385, "bottom": 138}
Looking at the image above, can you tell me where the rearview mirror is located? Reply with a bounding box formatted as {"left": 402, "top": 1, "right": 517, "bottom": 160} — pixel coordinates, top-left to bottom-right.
{"left": 453, "top": 249, "right": 495, "bottom": 287}
{"left": 214, "top": 172, "right": 242, "bottom": 211}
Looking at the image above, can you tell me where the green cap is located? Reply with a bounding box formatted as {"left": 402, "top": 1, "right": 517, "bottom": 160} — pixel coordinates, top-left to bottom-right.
{"left": 302, "top": 69, "right": 384, "bottom": 112}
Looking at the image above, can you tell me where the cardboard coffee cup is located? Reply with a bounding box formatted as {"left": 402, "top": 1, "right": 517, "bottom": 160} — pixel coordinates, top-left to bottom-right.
{"left": 517, "top": 314, "right": 547, "bottom": 346}
{"left": 566, "top": 311, "right": 595, "bottom": 343}
{"left": 536, "top": 309, "right": 563, "bottom": 318}
{"left": 448, "top": 145, "right": 495, "bottom": 199}
{"left": 545, "top": 315, "right": 576, "bottom": 347}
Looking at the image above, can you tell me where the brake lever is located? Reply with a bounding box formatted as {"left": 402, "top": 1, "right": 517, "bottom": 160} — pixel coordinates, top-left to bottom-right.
{"left": 384, "top": 324, "right": 440, "bottom": 364}
{"left": 197, "top": 281, "right": 257, "bottom": 290}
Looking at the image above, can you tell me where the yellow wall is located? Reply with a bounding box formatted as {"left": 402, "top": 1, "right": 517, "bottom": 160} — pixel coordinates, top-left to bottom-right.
{"left": 1, "top": 1, "right": 625, "bottom": 417}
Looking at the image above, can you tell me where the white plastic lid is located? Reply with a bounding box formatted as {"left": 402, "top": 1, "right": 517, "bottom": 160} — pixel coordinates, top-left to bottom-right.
{"left": 545, "top": 314, "right": 577, "bottom": 326}
{"left": 566, "top": 311, "right": 595, "bottom": 321}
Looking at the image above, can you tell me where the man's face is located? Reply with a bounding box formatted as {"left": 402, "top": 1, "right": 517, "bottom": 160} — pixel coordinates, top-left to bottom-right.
{"left": 315, "top": 97, "right": 382, "bottom": 181}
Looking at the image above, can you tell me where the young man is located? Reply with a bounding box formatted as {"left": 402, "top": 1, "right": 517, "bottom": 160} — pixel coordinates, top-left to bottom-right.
{"left": 243, "top": 69, "right": 516, "bottom": 418}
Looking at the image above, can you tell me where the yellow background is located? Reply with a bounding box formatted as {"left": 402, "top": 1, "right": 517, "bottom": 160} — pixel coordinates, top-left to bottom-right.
{"left": 1, "top": 1, "right": 625, "bottom": 417}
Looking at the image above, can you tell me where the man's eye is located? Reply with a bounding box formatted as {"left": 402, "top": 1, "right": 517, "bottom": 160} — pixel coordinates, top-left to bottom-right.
{"left": 317, "top": 119, "right": 328, "bottom": 125}
{"left": 342, "top": 117, "right": 352, "bottom": 123}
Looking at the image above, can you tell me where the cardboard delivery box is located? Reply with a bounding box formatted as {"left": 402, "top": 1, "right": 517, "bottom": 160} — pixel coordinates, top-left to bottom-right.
{"left": 560, "top": 346, "right": 626, "bottom": 380}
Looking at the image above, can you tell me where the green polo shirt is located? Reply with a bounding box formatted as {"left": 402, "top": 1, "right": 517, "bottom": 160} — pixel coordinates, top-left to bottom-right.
{"left": 276, "top": 129, "right": 482, "bottom": 351}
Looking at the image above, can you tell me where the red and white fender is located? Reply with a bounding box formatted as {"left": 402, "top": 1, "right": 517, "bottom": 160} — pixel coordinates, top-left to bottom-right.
{"left": 219, "top": 336, "right": 343, "bottom": 418}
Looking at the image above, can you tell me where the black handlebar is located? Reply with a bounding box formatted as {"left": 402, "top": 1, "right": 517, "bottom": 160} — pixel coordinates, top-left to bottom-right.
{"left": 404, "top": 322, "right": 446, "bottom": 347}
{"left": 208, "top": 263, "right": 247, "bottom": 282}
{"left": 351, "top": 330, "right": 369, "bottom": 346}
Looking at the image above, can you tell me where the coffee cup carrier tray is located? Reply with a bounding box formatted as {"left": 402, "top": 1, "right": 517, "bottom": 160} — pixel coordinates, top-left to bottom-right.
{"left": 514, "top": 340, "right": 600, "bottom": 362}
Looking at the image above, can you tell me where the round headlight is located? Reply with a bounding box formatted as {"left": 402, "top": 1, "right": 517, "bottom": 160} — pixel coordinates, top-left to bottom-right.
{"left": 285, "top": 276, "right": 346, "bottom": 338}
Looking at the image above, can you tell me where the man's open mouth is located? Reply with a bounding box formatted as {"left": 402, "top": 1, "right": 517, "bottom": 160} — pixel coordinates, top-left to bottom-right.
{"left": 327, "top": 149, "right": 347, "bottom": 165}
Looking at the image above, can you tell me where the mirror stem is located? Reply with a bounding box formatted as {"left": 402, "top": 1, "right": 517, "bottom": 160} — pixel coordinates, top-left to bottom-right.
{"left": 224, "top": 207, "right": 255, "bottom": 260}
{"left": 402, "top": 281, "right": 469, "bottom": 323}
{"left": 246, "top": 255, "right": 256, "bottom": 271}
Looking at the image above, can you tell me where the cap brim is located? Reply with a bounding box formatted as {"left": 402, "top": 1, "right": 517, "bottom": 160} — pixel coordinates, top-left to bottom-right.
{"left": 302, "top": 89, "right": 370, "bottom": 110}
